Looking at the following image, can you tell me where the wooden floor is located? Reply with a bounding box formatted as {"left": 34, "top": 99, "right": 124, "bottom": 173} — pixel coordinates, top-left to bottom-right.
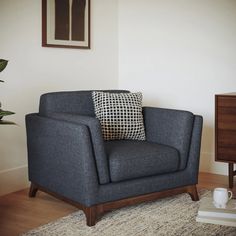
{"left": 0, "top": 172, "right": 235, "bottom": 236}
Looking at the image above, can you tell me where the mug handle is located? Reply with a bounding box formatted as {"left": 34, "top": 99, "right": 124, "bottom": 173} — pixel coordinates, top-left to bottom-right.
{"left": 228, "top": 191, "right": 233, "bottom": 200}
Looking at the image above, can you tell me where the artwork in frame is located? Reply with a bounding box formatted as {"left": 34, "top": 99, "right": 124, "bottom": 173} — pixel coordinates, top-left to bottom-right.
{"left": 42, "top": 0, "right": 90, "bottom": 49}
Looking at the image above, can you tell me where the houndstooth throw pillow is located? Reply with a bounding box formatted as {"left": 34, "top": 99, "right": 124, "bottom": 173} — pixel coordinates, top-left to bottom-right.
{"left": 92, "top": 91, "right": 146, "bottom": 141}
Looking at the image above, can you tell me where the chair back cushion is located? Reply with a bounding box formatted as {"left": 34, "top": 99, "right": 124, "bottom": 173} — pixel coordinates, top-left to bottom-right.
{"left": 39, "top": 90, "right": 129, "bottom": 116}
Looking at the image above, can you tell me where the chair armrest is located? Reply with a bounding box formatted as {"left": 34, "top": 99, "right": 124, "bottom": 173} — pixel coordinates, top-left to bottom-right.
{"left": 25, "top": 113, "right": 99, "bottom": 206}
{"left": 143, "top": 106, "right": 201, "bottom": 170}
{"left": 186, "top": 115, "right": 203, "bottom": 183}
{"left": 45, "top": 112, "right": 110, "bottom": 184}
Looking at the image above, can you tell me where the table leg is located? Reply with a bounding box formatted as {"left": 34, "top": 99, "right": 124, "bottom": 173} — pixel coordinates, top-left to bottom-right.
{"left": 228, "top": 163, "right": 234, "bottom": 188}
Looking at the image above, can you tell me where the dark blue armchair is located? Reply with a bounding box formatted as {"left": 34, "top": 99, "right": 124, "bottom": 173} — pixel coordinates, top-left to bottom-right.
{"left": 26, "top": 90, "right": 203, "bottom": 226}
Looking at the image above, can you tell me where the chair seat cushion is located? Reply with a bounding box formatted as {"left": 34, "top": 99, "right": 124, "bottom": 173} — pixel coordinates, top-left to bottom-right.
{"left": 105, "top": 140, "right": 180, "bottom": 182}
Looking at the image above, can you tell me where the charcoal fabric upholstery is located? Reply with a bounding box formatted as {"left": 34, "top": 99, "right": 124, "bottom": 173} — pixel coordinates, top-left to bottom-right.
{"left": 38, "top": 90, "right": 128, "bottom": 185}
{"left": 45, "top": 112, "right": 110, "bottom": 184}
{"left": 186, "top": 115, "right": 203, "bottom": 182}
{"left": 143, "top": 107, "right": 194, "bottom": 170}
{"left": 26, "top": 90, "right": 203, "bottom": 207}
{"left": 105, "top": 140, "right": 180, "bottom": 182}
{"left": 26, "top": 114, "right": 99, "bottom": 206}
{"left": 39, "top": 90, "right": 129, "bottom": 116}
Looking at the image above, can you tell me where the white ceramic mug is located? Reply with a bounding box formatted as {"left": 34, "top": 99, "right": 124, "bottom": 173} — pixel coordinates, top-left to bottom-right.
{"left": 213, "top": 188, "right": 233, "bottom": 208}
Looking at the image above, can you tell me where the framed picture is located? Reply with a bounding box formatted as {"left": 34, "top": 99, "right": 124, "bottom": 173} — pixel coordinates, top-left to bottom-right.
{"left": 42, "top": 0, "right": 90, "bottom": 49}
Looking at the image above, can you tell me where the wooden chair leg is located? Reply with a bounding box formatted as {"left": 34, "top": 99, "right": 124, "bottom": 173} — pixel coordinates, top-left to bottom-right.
{"left": 187, "top": 185, "right": 199, "bottom": 201}
{"left": 84, "top": 206, "right": 98, "bottom": 227}
{"left": 29, "top": 183, "right": 38, "bottom": 198}
{"left": 228, "top": 163, "right": 234, "bottom": 189}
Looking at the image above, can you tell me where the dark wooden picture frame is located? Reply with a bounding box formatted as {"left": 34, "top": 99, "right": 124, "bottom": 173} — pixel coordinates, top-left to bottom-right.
{"left": 42, "top": 0, "right": 90, "bottom": 49}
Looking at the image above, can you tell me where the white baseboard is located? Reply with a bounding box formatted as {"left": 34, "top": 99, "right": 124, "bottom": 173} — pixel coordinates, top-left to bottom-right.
{"left": 199, "top": 152, "right": 235, "bottom": 176}
{"left": 0, "top": 165, "right": 29, "bottom": 196}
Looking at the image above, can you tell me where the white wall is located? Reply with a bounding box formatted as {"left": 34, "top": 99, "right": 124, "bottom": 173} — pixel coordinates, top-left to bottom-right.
{"left": 118, "top": 0, "right": 236, "bottom": 175}
{"left": 1, "top": 0, "right": 235, "bottom": 196}
{"left": 0, "top": 0, "right": 119, "bottom": 195}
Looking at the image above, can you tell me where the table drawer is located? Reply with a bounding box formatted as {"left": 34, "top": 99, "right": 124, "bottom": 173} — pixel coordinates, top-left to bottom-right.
{"left": 217, "top": 147, "right": 236, "bottom": 161}
{"left": 218, "top": 130, "right": 236, "bottom": 146}
{"left": 217, "top": 96, "right": 236, "bottom": 107}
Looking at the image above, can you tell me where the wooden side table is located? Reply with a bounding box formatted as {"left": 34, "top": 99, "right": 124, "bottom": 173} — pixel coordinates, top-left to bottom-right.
{"left": 215, "top": 93, "right": 236, "bottom": 188}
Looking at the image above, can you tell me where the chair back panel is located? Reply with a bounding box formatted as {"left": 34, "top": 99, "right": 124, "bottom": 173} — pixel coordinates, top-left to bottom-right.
{"left": 39, "top": 90, "right": 129, "bottom": 116}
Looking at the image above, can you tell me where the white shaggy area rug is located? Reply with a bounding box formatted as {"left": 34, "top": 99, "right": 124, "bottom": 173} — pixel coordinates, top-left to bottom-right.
{"left": 22, "top": 190, "right": 236, "bottom": 236}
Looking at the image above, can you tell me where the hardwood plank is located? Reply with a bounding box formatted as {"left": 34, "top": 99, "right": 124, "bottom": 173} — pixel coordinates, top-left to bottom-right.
{"left": 0, "top": 172, "right": 235, "bottom": 236}
{"left": 0, "top": 189, "right": 77, "bottom": 236}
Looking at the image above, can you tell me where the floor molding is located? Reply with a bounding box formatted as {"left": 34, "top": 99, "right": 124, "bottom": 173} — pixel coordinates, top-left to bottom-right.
{"left": 0, "top": 165, "right": 29, "bottom": 196}
{"left": 199, "top": 152, "right": 234, "bottom": 176}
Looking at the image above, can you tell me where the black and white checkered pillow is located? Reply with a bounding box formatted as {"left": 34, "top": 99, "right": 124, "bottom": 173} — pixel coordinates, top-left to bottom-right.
{"left": 92, "top": 91, "right": 146, "bottom": 141}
